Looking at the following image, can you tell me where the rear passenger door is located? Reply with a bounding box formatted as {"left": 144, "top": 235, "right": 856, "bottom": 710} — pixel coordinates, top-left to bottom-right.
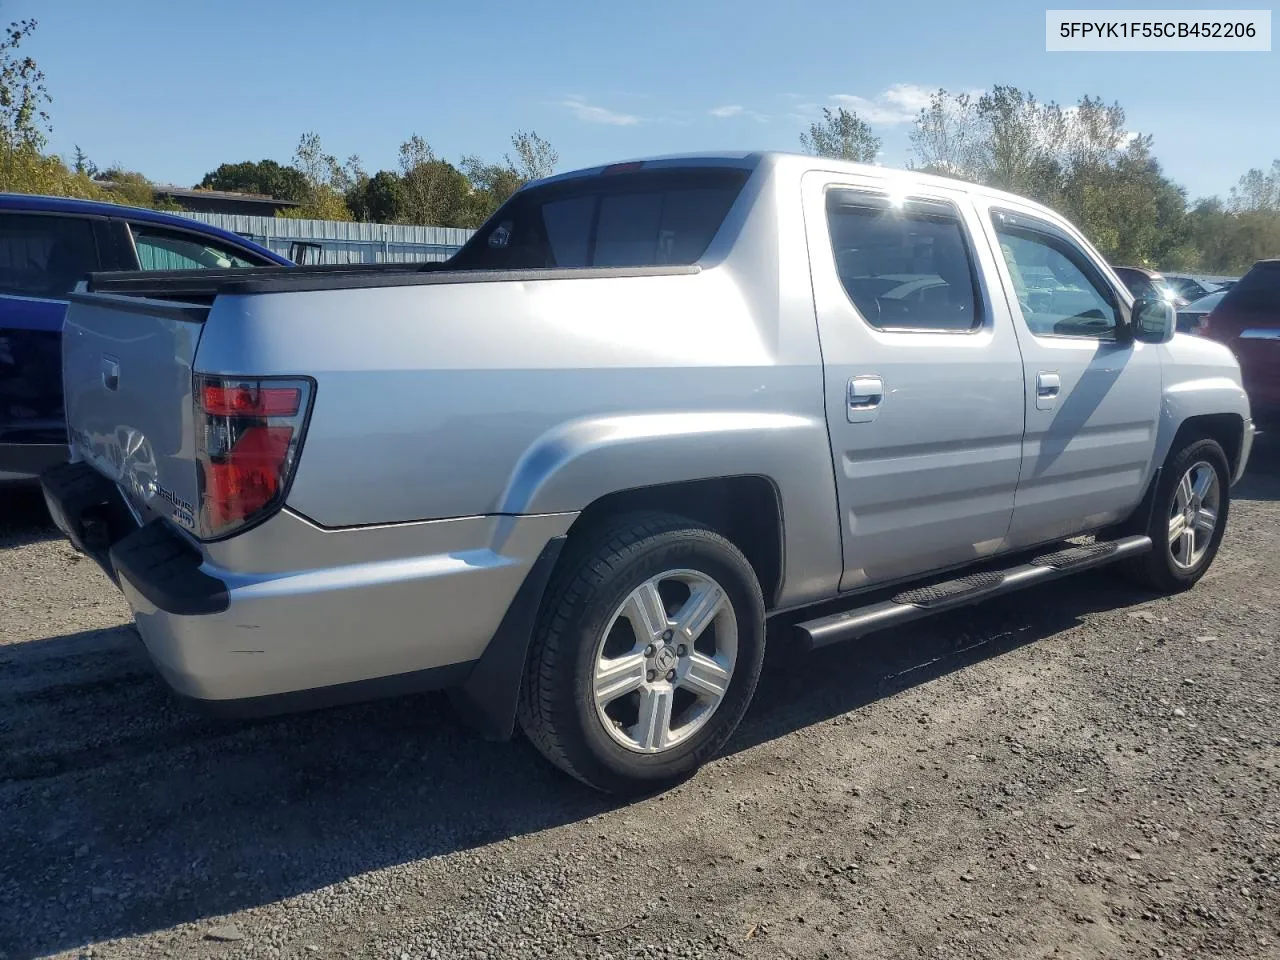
{"left": 976, "top": 203, "right": 1161, "bottom": 548}
{"left": 802, "top": 172, "right": 1027, "bottom": 590}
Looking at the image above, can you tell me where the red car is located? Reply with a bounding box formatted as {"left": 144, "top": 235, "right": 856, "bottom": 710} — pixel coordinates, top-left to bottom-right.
{"left": 1200, "top": 259, "right": 1280, "bottom": 428}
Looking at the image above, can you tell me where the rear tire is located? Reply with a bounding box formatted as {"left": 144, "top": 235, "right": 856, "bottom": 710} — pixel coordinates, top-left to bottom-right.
{"left": 517, "top": 512, "right": 766, "bottom": 795}
{"left": 1123, "top": 437, "right": 1230, "bottom": 592}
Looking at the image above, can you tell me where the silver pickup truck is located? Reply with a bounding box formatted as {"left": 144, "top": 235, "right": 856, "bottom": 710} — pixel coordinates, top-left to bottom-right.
{"left": 42, "top": 153, "right": 1254, "bottom": 794}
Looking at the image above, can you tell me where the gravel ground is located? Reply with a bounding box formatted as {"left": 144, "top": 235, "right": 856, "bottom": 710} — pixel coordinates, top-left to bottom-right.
{"left": 1, "top": 439, "right": 1277, "bottom": 960}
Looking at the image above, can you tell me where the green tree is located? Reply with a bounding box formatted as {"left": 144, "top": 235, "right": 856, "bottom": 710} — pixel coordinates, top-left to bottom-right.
{"left": 0, "top": 15, "right": 75, "bottom": 195}
{"left": 970, "top": 86, "right": 1066, "bottom": 202}
{"left": 72, "top": 144, "right": 97, "bottom": 178}
{"left": 96, "top": 167, "right": 155, "bottom": 206}
{"left": 397, "top": 134, "right": 472, "bottom": 227}
{"left": 347, "top": 169, "right": 405, "bottom": 222}
{"left": 460, "top": 154, "right": 522, "bottom": 225}
{"left": 1186, "top": 195, "right": 1280, "bottom": 273}
{"left": 282, "top": 132, "right": 354, "bottom": 220}
{"left": 509, "top": 129, "right": 558, "bottom": 181}
{"left": 909, "top": 89, "right": 984, "bottom": 179}
{"left": 197, "top": 159, "right": 309, "bottom": 201}
{"left": 907, "top": 85, "right": 1195, "bottom": 267}
{"left": 1227, "top": 159, "right": 1280, "bottom": 213}
{"left": 0, "top": 16, "right": 48, "bottom": 149}
{"left": 799, "top": 107, "right": 880, "bottom": 163}
{"left": 457, "top": 130, "right": 560, "bottom": 225}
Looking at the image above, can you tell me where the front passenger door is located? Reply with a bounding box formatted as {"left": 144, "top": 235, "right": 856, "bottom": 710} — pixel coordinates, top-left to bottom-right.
{"left": 980, "top": 205, "right": 1162, "bottom": 548}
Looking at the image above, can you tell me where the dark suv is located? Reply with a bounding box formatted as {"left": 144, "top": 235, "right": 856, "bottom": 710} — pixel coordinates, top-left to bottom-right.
{"left": 1200, "top": 260, "right": 1280, "bottom": 428}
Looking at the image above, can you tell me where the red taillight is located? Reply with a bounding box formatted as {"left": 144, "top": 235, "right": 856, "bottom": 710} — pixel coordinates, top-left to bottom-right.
{"left": 194, "top": 375, "right": 313, "bottom": 539}
{"left": 201, "top": 382, "right": 301, "bottom": 417}
{"left": 202, "top": 426, "right": 293, "bottom": 530}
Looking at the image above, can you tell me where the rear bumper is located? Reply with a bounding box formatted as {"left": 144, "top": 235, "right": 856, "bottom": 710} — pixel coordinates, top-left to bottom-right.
{"left": 0, "top": 442, "right": 67, "bottom": 485}
{"left": 41, "top": 460, "right": 230, "bottom": 612}
{"left": 41, "top": 461, "right": 574, "bottom": 733}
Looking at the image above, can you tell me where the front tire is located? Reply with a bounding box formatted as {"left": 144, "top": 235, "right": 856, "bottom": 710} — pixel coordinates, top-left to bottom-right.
{"left": 517, "top": 513, "right": 766, "bottom": 795}
{"left": 1124, "top": 436, "right": 1230, "bottom": 592}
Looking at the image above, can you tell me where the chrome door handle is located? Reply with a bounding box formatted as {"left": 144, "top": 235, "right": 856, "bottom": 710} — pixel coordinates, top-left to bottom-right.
{"left": 847, "top": 375, "right": 884, "bottom": 422}
{"left": 1036, "top": 371, "right": 1060, "bottom": 410}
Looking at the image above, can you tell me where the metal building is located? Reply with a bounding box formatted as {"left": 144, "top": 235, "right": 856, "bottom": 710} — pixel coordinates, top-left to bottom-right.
{"left": 177, "top": 212, "right": 474, "bottom": 265}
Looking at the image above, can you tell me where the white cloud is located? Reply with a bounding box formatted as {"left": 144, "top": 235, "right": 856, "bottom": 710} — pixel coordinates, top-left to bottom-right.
{"left": 708, "top": 104, "right": 770, "bottom": 123}
{"left": 559, "top": 97, "right": 640, "bottom": 126}
{"left": 830, "top": 83, "right": 935, "bottom": 125}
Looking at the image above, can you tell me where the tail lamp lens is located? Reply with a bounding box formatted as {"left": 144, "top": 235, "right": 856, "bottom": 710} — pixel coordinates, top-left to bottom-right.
{"left": 194, "top": 375, "right": 313, "bottom": 538}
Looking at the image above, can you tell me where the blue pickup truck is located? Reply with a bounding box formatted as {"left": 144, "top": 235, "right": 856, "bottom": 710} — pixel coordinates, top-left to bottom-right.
{"left": 0, "top": 194, "right": 291, "bottom": 484}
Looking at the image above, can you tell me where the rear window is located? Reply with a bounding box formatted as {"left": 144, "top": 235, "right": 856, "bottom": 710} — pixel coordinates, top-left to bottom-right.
{"left": 449, "top": 168, "right": 749, "bottom": 270}
{"left": 1220, "top": 261, "right": 1280, "bottom": 314}
{"left": 0, "top": 213, "right": 98, "bottom": 299}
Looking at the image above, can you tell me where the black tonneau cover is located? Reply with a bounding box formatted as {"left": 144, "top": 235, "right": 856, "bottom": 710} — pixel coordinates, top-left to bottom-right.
{"left": 84, "top": 263, "right": 701, "bottom": 302}
{"left": 84, "top": 261, "right": 443, "bottom": 301}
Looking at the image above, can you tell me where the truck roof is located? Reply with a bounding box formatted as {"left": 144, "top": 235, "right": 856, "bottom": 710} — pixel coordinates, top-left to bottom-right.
{"left": 532, "top": 151, "right": 1071, "bottom": 228}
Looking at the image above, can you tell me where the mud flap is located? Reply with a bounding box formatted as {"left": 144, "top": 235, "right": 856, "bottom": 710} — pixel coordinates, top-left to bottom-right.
{"left": 448, "top": 535, "right": 566, "bottom": 741}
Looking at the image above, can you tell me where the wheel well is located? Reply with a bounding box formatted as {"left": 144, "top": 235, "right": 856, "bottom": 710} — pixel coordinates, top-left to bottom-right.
{"left": 1173, "top": 413, "right": 1243, "bottom": 476}
{"left": 568, "top": 476, "right": 785, "bottom": 608}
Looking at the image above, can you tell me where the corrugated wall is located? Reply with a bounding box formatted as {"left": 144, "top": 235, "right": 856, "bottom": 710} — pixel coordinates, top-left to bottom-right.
{"left": 176, "top": 212, "right": 475, "bottom": 264}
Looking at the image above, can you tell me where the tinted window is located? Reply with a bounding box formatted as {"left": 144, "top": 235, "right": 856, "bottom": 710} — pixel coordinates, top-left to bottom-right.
{"left": 0, "top": 213, "right": 98, "bottom": 298}
{"left": 992, "top": 214, "right": 1119, "bottom": 340}
{"left": 826, "top": 192, "right": 981, "bottom": 332}
{"left": 541, "top": 196, "right": 594, "bottom": 267}
{"left": 450, "top": 168, "right": 749, "bottom": 270}
{"left": 131, "top": 225, "right": 264, "bottom": 270}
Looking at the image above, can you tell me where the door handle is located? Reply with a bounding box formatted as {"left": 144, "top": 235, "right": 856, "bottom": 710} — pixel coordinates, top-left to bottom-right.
{"left": 101, "top": 355, "right": 120, "bottom": 392}
{"left": 1036, "top": 371, "right": 1060, "bottom": 410}
{"left": 847, "top": 375, "right": 884, "bottom": 422}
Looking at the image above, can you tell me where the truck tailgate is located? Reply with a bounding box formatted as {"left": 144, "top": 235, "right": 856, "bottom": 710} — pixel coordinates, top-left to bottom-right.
{"left": 63, "top": 292, "right": 206, "bottom": 531}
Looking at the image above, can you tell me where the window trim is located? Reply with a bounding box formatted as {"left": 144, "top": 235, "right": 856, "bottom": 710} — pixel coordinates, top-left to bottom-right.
{"left": 125, "top": 220, "right": 276, "bottom": 271}
{"left": 0, "top": 210, "right": 103, "bottom": 301}
{"left": 824, "top": 186, "right": 988, "bottom": 336}
{"left": 989, "top": 207, "right": 1129, "bottom": 343}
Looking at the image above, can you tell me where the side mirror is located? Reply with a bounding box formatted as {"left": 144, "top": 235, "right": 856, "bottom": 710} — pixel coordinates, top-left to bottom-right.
{"left": 1132, "top": 296, "right": 1176, "bottom": 344}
